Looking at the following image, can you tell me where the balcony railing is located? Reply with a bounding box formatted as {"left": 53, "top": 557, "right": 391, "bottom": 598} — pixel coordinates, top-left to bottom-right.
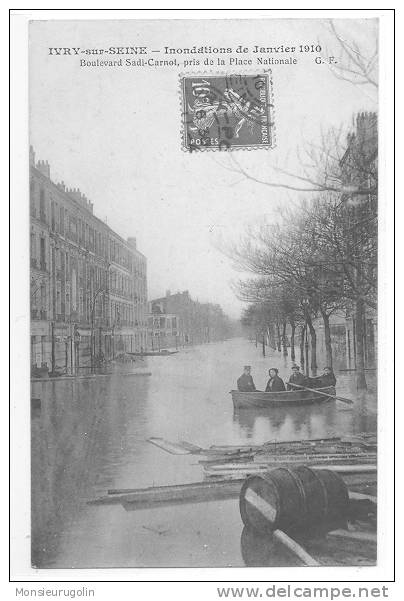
{"left": 31, "top": 309, "right": 47, "bottom": 321}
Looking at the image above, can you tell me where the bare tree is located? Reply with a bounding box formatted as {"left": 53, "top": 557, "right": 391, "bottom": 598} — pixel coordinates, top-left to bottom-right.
{"left": 323, "top": 20, "right": 378, "bottom": 90}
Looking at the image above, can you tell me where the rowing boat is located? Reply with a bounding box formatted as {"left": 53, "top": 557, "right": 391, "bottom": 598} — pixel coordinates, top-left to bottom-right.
{"left": 231, "top": 386, "right": 336, "bottom": 409}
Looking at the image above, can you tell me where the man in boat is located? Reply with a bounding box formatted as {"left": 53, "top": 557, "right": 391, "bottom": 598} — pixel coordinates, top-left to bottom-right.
{"left": 265, "top": 368, "right": 286, "bottom": 392}
{"left": 311, "top": 366, "right": 337, "bottom": 388}
{"left": 237, "top": 366, "right": 257, "bottom": 392}
{"left": 287, "top": 364, "right": 306, "bottom": 390}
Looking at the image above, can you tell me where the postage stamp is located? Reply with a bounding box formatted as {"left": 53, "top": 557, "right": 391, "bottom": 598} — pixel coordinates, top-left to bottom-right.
{"left": 181, "top": 73, "right": 275, "bottom": 152}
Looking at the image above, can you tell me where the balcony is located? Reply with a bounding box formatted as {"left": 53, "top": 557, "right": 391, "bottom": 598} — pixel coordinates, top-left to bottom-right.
{"left": 31, "top": 308, "right": 49, "bottom": 321}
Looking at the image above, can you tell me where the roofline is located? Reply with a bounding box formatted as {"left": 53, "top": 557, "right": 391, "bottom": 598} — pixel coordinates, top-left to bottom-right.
{"left": 30, "top": 164, "right": 146, "bottom": 260}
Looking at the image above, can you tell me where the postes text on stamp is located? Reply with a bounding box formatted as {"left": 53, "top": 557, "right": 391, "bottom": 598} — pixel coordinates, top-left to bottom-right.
{"left": 181, "top": 73, "right": 274, "bottom": 152}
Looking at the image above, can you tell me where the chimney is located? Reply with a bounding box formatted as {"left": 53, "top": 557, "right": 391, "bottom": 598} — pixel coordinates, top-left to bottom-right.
{"left": 36, "top": 159, "right": 50, "bottom": 179}
{"left": 127, "top": 237, "right": 137, "bottom": 249}
{"left": 66, "top": 187, "right": 93, "bottom": 213}
{"left": 29, "top": 146, "right": 35, "bottom": 166}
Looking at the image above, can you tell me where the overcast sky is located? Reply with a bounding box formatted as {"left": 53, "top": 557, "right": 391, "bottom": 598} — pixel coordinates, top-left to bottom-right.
{"left": 30, "top": 18, "right": 378, "bottom": 318}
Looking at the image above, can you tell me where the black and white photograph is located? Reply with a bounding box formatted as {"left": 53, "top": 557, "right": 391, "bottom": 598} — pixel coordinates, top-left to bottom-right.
{"left": 9, "top": 9, "right": 395, "bottom": 583}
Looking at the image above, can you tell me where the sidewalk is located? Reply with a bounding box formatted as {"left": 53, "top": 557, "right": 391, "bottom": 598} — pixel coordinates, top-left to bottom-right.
{"left": 31, "top": 370, "right": 152, "bottom": 383}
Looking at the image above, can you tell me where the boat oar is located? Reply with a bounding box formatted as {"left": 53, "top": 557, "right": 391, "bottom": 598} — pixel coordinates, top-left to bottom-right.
{"left": 289, "top": 383, "right": 354, "bottom": 405}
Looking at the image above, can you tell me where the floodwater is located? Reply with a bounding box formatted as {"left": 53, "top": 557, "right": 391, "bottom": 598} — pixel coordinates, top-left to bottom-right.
{"left": 31, "top": 337, "right": 377, "bottom": 568}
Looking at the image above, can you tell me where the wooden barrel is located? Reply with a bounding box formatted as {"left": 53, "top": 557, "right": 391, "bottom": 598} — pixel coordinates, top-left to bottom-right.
{"left": 240, "top": 526, "right": 300, "bottom": 567}
{"left": 314, "top": 468, "right": 349, "bottom": 530}
{"left": 292, "top": 465, "right": 328, "bottom": 525}
{"left": 239, "top": 466, "right": 349, "bottom": 535}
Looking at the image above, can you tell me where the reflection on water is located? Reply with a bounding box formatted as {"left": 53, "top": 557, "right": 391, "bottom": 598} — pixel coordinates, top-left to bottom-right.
{"left": 233, "top": 404, "right": 338, "bottom": 440}
{"left": 240, "top": 526, "right": 301, "bottom": 567}
{"left": 31, "top": 338, "right": 376, "bottom": 568}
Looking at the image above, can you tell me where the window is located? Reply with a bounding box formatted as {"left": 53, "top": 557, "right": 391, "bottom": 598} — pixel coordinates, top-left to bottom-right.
{"left": 40, "top": 238, "right": 46, "bottom": 271}
{"left": 68, "top": 216, "right": 76, "bottom": 241}
{"left": 59, "top": 207, "right": 65, "bottom": 235}
{"left": 41, "top": 336, "right": 46, "bottom": 364}
{"left": 71, "top": 269, "right": 77, "bottom": 311}
{"left": 31, "top": 336, "right": 36, "bottom": 363}
{"left": 30, "top": 232, "right": 36, "bottom": 266}
{"left": 39, "top": 189, "right": 46, "bottom": 223}
{"left": 54, "top": 202, "right": 59, "bottom": 232}
{"left": 56, "top": 281, "right": 61, "bottom": 315}
{"left": 51, "top": 201, "right": 55, "bottom": 231}
{"left": 79, "top": 289, "right": 84, "bottom": 317}
{"left": 40, "top": 283, "right": 46, "bottom": 308}
{"left": 30, "top": 180, "right": 36, "bottom": 217}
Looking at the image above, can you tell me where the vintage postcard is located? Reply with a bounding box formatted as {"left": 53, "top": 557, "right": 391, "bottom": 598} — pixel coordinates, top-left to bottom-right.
{"left": 10, "top": 10, "right": 395, "bottom": 584}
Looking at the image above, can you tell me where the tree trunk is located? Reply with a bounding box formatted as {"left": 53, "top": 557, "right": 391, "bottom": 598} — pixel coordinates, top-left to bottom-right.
{"left": 321, "top": 310, "right": 333, "bottom": 369}
{"left": 269, "top": 323, "right": 276, "bottom": 350}
{"left": 290, "top": 320, "right": 296, "bottom": 362}
{"left": 276, "top": 323, "right": 281, "bottom": 352}
{"left": 282, "top": 321, "right": 288, "bottom": 356}
{"left": 306, "top": 315, "right": 317, "bottom": 375}
{"left": 262, "top": 333, "right": 266, "bottom": 357}
{"left": 299, "top": 325, "right": 305, "bottom": 370}
{"left": 368, "top": 319, "right": 375, "bottom": 366}
{"left": 355, "top": 298, "right": 367, "bottom": 389}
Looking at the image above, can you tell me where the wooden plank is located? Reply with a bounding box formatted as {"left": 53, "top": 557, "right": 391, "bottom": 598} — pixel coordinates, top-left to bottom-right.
{"left": 254, "top": 453, "right": 376, "bottom": 462}
{"left": 89, "top": 474, "right": 377, "bottom": 509}
{"left": 88, "top": 479, "right": 243, "bottom": 507}
{"left": 210, "top": 437, "right": 342, "bottom": 451}
{"left": 315, "top": 465, "right": 376, "bottom": 474}
{"left": 198, "top": 454, "right": 256, "bottom": 466}
{"left": 327, "top": 529, "right": 377, "bottom": 543}
{"left": 147, "top": 437, "right": 191, "bottom": 455}
{"left": 274, "top": 530, "right": 320, "bottom": 566}
{"left": 121, "top": 372, "right": 152, "bottom": 377}
{"left": 179, "top": 440, "right": 204, "bottom": 453}
{"left": 349, "top": 491, "right": 377, "bottom": 503}
{"left": 205, "top": 460, "right": 376, "bottom": 471}
{"left": 204, "top": 464, "right": 376, "bottom": 478}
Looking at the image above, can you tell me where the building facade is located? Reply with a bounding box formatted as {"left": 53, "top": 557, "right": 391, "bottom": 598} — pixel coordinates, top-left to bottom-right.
{"left": 147, "top": 304, "right": 179, "bottom": 350}
{"left": 30, "top": 147, "right": 148, "bottom": 374}
{"left": 340, "top": 112, "right": 378, "bottom": 371}
{"left": 148, "top": 290, "right": 233, "bottom": 348}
